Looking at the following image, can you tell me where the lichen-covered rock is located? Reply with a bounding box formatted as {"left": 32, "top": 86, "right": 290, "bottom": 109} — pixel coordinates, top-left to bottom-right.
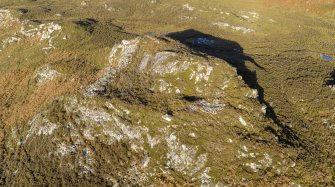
{"left": 0, "top": 9, "right": 19, "bottom": 29}
{"left": 2, "top": 36, "right": 297, "bottom": 186}
{"left": 34, "top": 66, "right": 60, "bottom": 85}
{"left": 1, "top": 11, "right": 62, "bottom": 51}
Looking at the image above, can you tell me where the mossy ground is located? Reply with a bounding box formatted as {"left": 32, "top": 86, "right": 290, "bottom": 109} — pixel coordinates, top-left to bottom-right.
{"left": 0, "top": 0, "right": 335, "bottom": 186}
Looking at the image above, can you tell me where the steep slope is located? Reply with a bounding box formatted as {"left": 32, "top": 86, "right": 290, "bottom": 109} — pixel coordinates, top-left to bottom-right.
{"left": 1, "top": 0, "right": 335, "bottom": 186}
{"left": 0, "top": 10, "right": 298, "bottom": 185}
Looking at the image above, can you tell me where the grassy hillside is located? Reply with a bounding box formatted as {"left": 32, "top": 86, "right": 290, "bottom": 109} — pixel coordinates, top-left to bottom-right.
{"left": 0, "top": 0, "right": 335, "bottom": 186}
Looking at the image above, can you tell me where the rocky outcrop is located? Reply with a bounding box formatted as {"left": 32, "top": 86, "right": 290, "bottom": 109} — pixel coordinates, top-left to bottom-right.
{"left": 2, "top": 36, "right": 296, "bottom": 186}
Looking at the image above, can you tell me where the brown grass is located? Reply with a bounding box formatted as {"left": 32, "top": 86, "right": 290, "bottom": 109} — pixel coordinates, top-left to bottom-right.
{"left": 0, "top": 49, "right": 98, "bottom": 127}
{"left": 5, "top": 78, "right": 88, "bottom": 125}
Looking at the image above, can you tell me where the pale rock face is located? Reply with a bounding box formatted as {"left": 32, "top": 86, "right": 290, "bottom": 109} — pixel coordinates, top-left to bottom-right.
{"left": 35, "top": 66, "right": 60, "bottom": 85}
{"left": 190, "top": 99, "right": 225, "bottom": 114}
{"left": 239, "top": 11, "right": 260, "bottom": 20}
{"left": 137, "top": 50, "right": 214, "bottom": 94}
{"left": 150, "top": 52, "right": 180, "bottom": 74}
{"left": 162, "top": 114, "right": 173, "bottom": 122}
{"left": 85, "top": 38, "right": 140, "bottom": 96}
{"left": 261, "top": 105, "right": 267, "bottom": 114}
{"left": 194, "top": 64, "right": 213, "bottom": 84}
{"left": 0, "top": 10, "right": 21, "bottom": 48}
{"left": 104, "top": 4, "right": 116, "bottom": 12}
{"left": 212, "top": 22, "right": 230, "bottom": 28}
{"left": 241, "top": 145, "right": 248, "bottom": 152}
{"left": 189, "top": 132, "right": 197, "bottom": 138}
{"left": 81, "top": 1, "right": 88, "bottom": 6}
{"left": 1, "top": 14, "right": 62, "bottom": 51}
{"left": 249, "top": 12, "right": 260, "bottom": 19}
{"left": 85, "top": 67, "right": 116, "bottom": 96}
{"left": 182, "top": 3, "right": 195, "bottom": 11}
{"left": 240, "top": 148, "right": 276, "bottom": 173}
{"left": 39, "top": 23, "right": 62, "bottom": 41}
{"left": 62, "top": 97, "right": 145, "bottom": 147}
{"left": 231, "top": 26, "right": 255, "bottom": 34}
{"left": 245, "top": 162, "right": 262, "bottom": 172}
{"left": 245, "top": 153, "right": 273, "bottom": 172}
{"left": 0, "top": 9, "right": 19, "bottom": 29}
{"left": 147, "top": 134, "right": 160, "bottom": 148}
{"left": 259, "top": 153, "right": 273, "bottom": 167}
{"left": 212, "top": 22, "right": 255, "bottom": 34}
{"left": 25, "top": 113, "right": 59, "bottom": 141}
{"left": 180, "top": 15, "right": 196, "bottom": 20}
{"left": 329, "top": 85, "right": 335, "bottom": 92}
{"left": 142, "top": 154, "right": 151, "bottom": 168}
{"left": 3, "top": 34, "right": 296, "bottom": 185}
{"left": 239, "top": 116, "right": 248, "bottom": 126}
{"left": 158, "top": 79, "right": 170, "bottom": 92}
{"left": 138, "top": 53, "right": 151, "bottom": 72}
{"left": 56, "top": 143, "right": 76, "bottom": 156}
{"left": 88, "top": 37, "right": 216, "bottom": 97}
{"left": 166, "top": 133, "right": 207, "bottom": 177}
{"left": 200, "top": 167, "right": 213, "bottom": 187}
{"left": 140, "top": 51, "right": 209, "bottom": 78}
{"left": 2, "top": 37, "right": 21, "bottom": 48}
{"left": 109, "top": 39, "right": 140, "bottom": 70}
{"left": 21, "top": 22, "right": 62, "bottom": 49}
{"left": 13, "top": 92, "right": 218, "bottom": 183}
{"left": 78, "top": 107, "right": 112, "bottom": 123}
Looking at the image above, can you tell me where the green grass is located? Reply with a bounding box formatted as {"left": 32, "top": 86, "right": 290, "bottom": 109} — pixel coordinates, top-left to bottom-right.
{"left": 1, "top": 0, "right": 335, "bottom": 186}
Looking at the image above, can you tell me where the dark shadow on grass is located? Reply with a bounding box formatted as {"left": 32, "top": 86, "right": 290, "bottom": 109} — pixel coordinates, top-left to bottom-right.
{"left": 325, "top": 70, "right": 335, "bottom": 86}
{"left": 167, "top": 29, "right": 301, "bottom": 147}
{"left": 18, "top": 8, "right": 29, "bottom": 14}
{"left": 74, "top": 18, "right": 98, "bottom": 33}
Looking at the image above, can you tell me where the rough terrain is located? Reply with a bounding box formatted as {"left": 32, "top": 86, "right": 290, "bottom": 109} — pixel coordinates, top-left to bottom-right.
{"left": 0, "top": 0, "right": 335, "bottom": 186}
